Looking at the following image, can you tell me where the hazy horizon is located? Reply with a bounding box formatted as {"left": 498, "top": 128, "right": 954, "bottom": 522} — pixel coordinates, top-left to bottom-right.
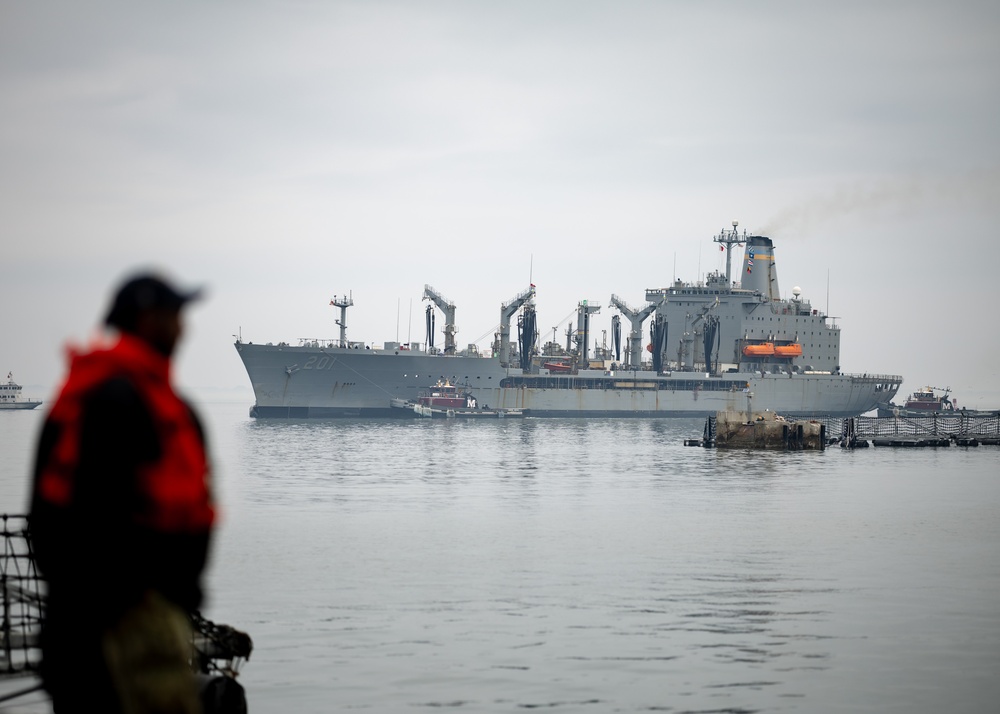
{"left": 3, "top": 1, "right": 998, "bottom": 408}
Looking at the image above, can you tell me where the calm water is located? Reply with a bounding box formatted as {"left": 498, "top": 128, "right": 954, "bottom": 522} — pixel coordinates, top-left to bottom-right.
{"left": 2, "top": 402, "right": 999, "bottom": 713}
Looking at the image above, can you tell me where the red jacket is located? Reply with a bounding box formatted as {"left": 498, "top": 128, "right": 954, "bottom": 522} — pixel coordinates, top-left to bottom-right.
{"left": 30, "top": 333, "right": 216, "bottom": 711}
{"left": 35, "top": 334, "right": 215, "bottom": 533}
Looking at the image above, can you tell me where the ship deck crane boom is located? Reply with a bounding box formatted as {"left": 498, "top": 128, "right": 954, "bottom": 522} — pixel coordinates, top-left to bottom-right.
{"left": 422, "top": 284, "right": 457, "bottom": 354}
{"left": 497, "top": 285, "right": 536, "bottom": 367}
{"left": 575, "top": 301, "right": 601, "bottom": 368}
{"left": 681, "top": 297, "right": 720, "bottom": 370}
{"left": 609, "top": 294, "right": 658, "bottom": 369}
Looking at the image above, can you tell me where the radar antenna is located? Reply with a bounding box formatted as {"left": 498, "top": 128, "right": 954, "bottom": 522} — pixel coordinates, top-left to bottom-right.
{"left": 713, "top": 220, "right": 748, "bottom": 285}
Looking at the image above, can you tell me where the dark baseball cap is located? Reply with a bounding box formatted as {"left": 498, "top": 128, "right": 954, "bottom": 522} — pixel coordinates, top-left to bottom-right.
{"left": 104, "top": 273, "right": 203, "bottom": 331}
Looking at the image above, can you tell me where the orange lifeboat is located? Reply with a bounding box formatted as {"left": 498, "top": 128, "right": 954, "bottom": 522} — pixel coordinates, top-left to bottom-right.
{"left": 774, "top": 343, "right": 803, "bottom": 357}
{"left": 742, "top": 342, "right": 775, "bottom": 356}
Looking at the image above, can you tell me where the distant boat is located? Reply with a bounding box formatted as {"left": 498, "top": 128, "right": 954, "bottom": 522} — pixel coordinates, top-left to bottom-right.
{"left": 876, "top": 386, "right": 998, "bottom": 418}
{"left": 418, "top": 380, "right": 472, "bottom": 409}
{"left": 0, "top": 373, "right": 42, "bottom": 411}
{"left": 389, "top": 380, "right": 524, "bottom": 418}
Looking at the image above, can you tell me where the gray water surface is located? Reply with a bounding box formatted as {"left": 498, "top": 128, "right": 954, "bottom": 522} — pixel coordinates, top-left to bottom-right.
{"left": 3, "top": 404, "right": 998, "bottom": 713}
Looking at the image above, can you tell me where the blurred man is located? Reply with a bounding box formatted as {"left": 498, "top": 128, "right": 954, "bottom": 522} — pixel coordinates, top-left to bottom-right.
{"left": 30, "top": 273, "right": 215, "bottom": 714}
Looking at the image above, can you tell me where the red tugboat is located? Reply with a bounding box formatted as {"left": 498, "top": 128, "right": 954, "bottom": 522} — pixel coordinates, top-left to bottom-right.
{"left": 389, "top": 380, "right": 523, "bottom": 418}
{"left": 877, "top": 386, "right": 958, "bottom": 417}
{"left": 876, "top": 385, "right": 1000, "bottom": 419}
{"left": 903, "top": 386, "right": 956, "bottom": 412}
{"left": 418, "top": 380, "right": 474, "bottom": 409}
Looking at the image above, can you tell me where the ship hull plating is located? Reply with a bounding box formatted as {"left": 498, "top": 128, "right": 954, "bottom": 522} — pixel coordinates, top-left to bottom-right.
{"left": 236, "top": 343, "right": 899, "bottom": 418}
{"left": 0, "top": 401, "right": 42, "bottom": 411}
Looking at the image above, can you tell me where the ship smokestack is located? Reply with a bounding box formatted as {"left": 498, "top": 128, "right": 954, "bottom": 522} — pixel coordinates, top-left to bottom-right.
{"left": 739, "top": 235, "right": 780, "bottom": 301}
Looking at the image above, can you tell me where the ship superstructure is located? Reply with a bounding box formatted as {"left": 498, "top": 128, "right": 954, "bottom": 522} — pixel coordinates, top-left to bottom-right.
{"left": 643, "top": 229, "right": 840, "bottom": 376}
{"left": 235, "top": 225, "right": 902, "bottom": 418}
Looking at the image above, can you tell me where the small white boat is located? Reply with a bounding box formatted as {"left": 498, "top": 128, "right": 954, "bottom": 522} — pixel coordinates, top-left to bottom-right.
{"left": 0, "top": 373, "right": 41, "bottom": 411}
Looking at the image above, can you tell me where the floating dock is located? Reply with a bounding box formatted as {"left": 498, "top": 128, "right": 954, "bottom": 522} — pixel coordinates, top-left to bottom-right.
{"left": 687, "top": 410, "right": 825, "bottom": 450}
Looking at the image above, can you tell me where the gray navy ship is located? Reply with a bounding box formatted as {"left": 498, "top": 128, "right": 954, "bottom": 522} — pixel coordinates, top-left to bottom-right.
{"left": 235, "top": 224, "right": 902, "bottom": 418}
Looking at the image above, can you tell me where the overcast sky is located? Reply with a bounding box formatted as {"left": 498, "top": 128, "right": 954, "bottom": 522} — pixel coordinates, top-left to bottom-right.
{"left": 2, "top": 1, "right": 998, "bottom": 407}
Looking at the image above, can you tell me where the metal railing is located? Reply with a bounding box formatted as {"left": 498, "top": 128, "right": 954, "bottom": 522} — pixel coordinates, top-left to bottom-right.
{"left": 1, "top": 514, "right": 43, "bottom": 676}
{"left": 824, "top": 414, "right": 1000, "bottom": 440}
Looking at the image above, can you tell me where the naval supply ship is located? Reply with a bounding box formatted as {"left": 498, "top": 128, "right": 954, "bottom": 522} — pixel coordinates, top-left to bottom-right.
{"left": 235, "top": 224, "right": 902, "bottom": 418}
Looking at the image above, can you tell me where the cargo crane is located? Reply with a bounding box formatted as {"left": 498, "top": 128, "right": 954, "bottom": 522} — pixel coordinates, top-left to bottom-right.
{"left": 422, "top": 285, "right": 457, "bottom": 354}
{"left": 679, "top": 297, "right": 720, "bottom": 371}
{"left": 609, "top": 294, "right": 658, "bottom": 369}
{"left": 574, "top": 300, "right": 601, "bottom": 369}
{"left": 496, "top": 285, "right": 535, "bottom": 367}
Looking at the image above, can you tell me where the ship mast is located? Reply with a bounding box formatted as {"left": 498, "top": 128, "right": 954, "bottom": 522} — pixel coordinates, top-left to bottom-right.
{"left": 330, "top": 293, "right": 354, "bottom": 348}
{"left": 713, "top": 221, "right": 747, "bottom": 285}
